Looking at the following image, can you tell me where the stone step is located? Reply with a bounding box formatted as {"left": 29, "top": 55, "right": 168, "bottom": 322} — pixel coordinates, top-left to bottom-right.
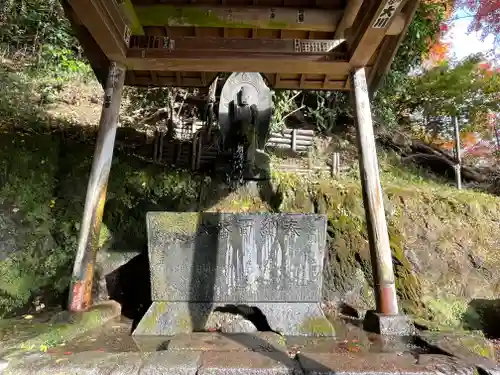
{"left": 133, "top": 332, "right": 287, "bottom": 353}
{"left": 1, "top": 350, "right": 477, "bottom": 375}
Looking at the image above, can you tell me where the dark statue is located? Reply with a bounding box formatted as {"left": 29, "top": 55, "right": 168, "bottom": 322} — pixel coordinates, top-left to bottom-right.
{"left": 218, "top": 73, "right": 272, "bottom": 187}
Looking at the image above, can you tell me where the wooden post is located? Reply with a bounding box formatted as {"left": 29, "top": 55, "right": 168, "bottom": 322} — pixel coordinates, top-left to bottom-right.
{"left": 453, "top": 115, "right": 462, "bottom": 190}
{"left": 331, "top": 152, "right": 340, "bottom": 177}
{"left": 291, "top": 129, "right": 297, "bottom": 151}
{"left": 350, "top": 67, "right": 399, "bottom": 316}
{"left": 68, "top": 61, "right": 126, "bottom": 312}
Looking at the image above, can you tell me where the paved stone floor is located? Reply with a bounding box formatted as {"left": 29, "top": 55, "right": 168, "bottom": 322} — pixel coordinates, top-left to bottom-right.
{"left": 1, "top": 316, "right": 494, "bottom": 374}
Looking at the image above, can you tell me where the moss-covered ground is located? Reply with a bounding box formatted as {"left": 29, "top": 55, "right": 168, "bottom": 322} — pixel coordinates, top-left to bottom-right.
{"left": 0, "top": 127, "right": 499, "bottom": 337}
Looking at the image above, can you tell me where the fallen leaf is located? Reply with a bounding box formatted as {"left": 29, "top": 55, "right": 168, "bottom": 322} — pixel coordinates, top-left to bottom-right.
{"left": 63, "top": 351, "right": 73, "bottom": 355}
{"left": 56, "top": 358, "right": 68, "bottom": 363}
{"left": 23, "top": 315, "right": 33, "bottom": 320}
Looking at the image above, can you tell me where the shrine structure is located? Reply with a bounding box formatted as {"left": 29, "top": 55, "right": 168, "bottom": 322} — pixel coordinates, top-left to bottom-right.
{"left": 62, "top": 0, "right": 420, "bottom": 336}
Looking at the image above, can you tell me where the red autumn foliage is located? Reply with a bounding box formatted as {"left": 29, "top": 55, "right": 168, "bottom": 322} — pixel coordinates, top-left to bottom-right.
{"left": 421, "top": 0, "right": 454, "bottom": 64}
{"left": 455, "top": 0, "right": 500, "bottom": 44}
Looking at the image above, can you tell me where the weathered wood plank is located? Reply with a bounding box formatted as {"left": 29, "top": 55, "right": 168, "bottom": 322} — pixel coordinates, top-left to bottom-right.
{"left": 130, "top": 36, "right": 346, "bottom": 55}
{"left": 134, "top": 4, "right": 342, "bottom": 32}
{"left": 125, "top": 56, "right": 351, "bottom": 75}
{"left": 68, "top": 0, "right": 127, "bottom": 59}
{"left": 334, "top": 0, "right": 363, "bottom": 39}
{"left": 349, "top": 0, "right": 407, "bottom": 67}
{"left": 369, "top": 0, "right": 420, "bottom": 91}
{"left": 116, "top": 0, "right": 145, "bottom": 35}
{"left": 127, "top": 50, "right": 346, "bottom": 63}
{"left": 351, "top": 67, "right": 399, "bottom": 315}
{"left": 69, "top": 61, "right": 126, "bottom": 312}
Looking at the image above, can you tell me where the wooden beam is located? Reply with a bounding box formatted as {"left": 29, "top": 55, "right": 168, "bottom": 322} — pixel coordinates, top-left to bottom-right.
{"left": 116, "top": 0, "right": 145, "bottom": 35}
{"left": 350, "top": 67, "right": 399, "bottom": 316}
{"left": 129, "top": 36, "right": 346, "bottom": 56}
{"left": 69, "top": 61, "right": 126, "bottom": 312}
{"left": 134, "top": 4, "right": 342, "bottom": 32}
{"left": 61, "top": 1, "right": 109, "bottom": 86}
{"left": 369, "top": 0, "right": 420, "bottom": 91}
{"left": 385, "top": 13, "right": 406, "bottom": 35}
{"left": 128, "top": 49, "right": 346, "bottom": 61}
{"left": 275, "top": 79, "right": 348, "bottom": 90}
{"left": 334, "top": 0, "right": 363, "bottom": 39}
{"left": 349, "top": 0, "right": 407, "bottom": 67}
{"left": 124, "top": 56, "right": 352, "bottom": 75}
{"left": 68, "top": 0, "right": 127, "bottom": 59}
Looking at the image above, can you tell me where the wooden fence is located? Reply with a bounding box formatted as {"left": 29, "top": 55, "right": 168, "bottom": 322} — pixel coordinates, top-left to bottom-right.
{"left": 147, "top": 122, "right": 343, "bottom": 176}
{"left": 266, "top": 128, "right": 314, "bottom": 152}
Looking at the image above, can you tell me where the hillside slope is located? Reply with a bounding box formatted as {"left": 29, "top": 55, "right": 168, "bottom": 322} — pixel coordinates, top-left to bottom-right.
{"left": 1, "top": 130, "right": 499, "bottom": 336}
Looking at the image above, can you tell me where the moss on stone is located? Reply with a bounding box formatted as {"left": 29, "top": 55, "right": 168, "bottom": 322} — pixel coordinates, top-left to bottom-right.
{"left": 141, "top": 302, "right": 168, "bottom": 334}
{"left": 135, "top": 5, "right": 289, "bottom": 30}
{"left": 299, "top": 317, "right": 335, "bottom": 336}
{"left": 388, "top": 226, "right": 424, "bottom": 315}
{"left": 152, "top": 213, "right": 199, "bottom": 236}
{"left": 459, "top": 335, "right": 495, "bottom": 360}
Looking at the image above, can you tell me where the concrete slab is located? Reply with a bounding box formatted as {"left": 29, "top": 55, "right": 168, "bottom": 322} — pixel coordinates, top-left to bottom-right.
{"left": 198, "top": 351, "right": 302, "bottom": 375}
{"left": 2, "top": 351, "right": 202, "bottom": 375}
{"left": 165, "top": 332, "right": 287, "bottom": 352}
{"left": 363, "top": 311, "right": 415, "bottom": 336}
{"left": 297, "top": 352, "right": 465, "bottom": 375}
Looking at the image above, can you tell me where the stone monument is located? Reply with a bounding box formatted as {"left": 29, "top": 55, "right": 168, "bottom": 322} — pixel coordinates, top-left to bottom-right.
{"left": 218, "top": 72, "right": 272, "bottom": 179}
{"left": 133, "top": 212, "right": 334, "bottom": 337}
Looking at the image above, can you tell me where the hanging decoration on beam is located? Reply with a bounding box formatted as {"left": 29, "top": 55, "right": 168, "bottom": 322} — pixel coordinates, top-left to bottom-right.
{"left": 293, "top": 39, "right": 345, "bottom": 53}
{"left": 372, "top": 0, "right": 404, "bottom": 28}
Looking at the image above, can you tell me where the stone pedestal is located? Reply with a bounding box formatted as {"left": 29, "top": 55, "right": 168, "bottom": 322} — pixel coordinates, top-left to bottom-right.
{"left": 133, "top": 212, "right": 333, "bottom": 336}
{"left": 363, "top": 310, "right": 415, "bottom": 336}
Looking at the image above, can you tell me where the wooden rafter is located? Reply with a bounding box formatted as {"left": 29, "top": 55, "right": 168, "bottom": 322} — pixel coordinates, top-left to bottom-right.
{"left": 67, "top": 0, "right": 127, "bottom": 59}
{"left": 134, "top": 4, "right": 343, "bottom": 32}
{"left": 334, "top": 0, "right": 363, "bottom": 39}
{"left": 348, "top": 0, "right": 408, "bottom": 67}
{"left": 369, "top": 0, "right": 420, "bottom": 90}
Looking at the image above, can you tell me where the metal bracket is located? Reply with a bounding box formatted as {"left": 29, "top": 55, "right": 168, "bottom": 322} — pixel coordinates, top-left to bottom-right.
{"left": 124, "top": 26, "right": 131, "bottom": 46}
{"left": 162, "top": 37, "right": 175, "bottom": 51}
{"left": 297, "top": 9, "right": 304, "bottom": 23}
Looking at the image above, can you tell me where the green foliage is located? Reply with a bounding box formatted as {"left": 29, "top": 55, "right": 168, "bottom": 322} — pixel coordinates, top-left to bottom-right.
{"left": 392, "top": 3, "right": 449, "bottom": 74}
{"left": 410, "top": 54, "right": 499, "bottom": 123}
{"left": 303, "top": 91, "right": 352, "bottom": 135}
{"left": 0, "top": 0, "right": 75, "bottom": 59}
{"left": 0, "top": 66, "right": 45, "bottom": 127}
{"left": 0, "top": 133, "right": 63, "bottom": 314}
{"left": 0, "top": 130, "right": 203, "bottom": 317}
{"left": 270, "top": 90, "right": 301, "bottom": 133}
{"left": 373, "top": 2, "right": 449, "bottom": 129}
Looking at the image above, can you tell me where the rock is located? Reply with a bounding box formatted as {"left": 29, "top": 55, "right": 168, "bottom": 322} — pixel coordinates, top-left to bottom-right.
{"left": 418, "top": 331, "right": 499, "bottom": 374}
{"left": 205, "top": 311, "right": 257, "bottom": 333}
{"left": 221, "top": 318, "right": 258, "bottom": 334}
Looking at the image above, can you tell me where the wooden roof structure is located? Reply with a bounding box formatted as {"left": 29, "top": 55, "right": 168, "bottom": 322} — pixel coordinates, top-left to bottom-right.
{"left": 61, "top": 0, "right": 419, "bottom": 91}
